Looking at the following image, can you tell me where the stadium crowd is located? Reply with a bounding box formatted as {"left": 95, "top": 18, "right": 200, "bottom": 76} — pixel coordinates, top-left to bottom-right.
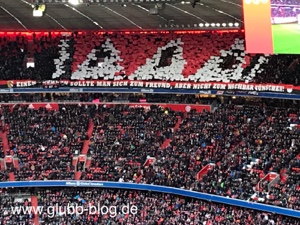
{"left": 0, "top": 187, "right": 298, "bottom": 225}
{"left": 4, "top": 104, "right": 91, "bottom": 181}
{"left": 0, "top": 37, "right": 300, "bottom": 218}
{"left": 0, "top": 102, "right": 299, "bottom": 212}
{"left": 271, "top": 7, "right": 299, "bottom": 17}
{"left": 271, "top": 0, "right": 300, "bottom": 5}
{"left": 0, "top": 8, "right": 300, "bottom": 225}
{"left": 0, "top": 188, "right": 35, "bottom": 225}
{"left": 36, "top": 188, "right": 300, "bottom": 225}
{"left": 0, "top": 32, "right": 299, "bottom": 85}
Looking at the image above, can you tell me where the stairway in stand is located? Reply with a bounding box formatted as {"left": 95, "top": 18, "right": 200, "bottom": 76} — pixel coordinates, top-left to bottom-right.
{"left": 161, "top": 139, "right": 171, "bottom": 149}
{"left": 161, "top": 116, "right": 182, "bottom": 150}
{"left": 81, "top": 120, "right": 94, "bottom": 155}
{"left": 8, "top": 172, "right": 15, "bottom": 181}
{"left": 1, "top": 131, "right": 9, "bottom": 156}
{"left": 0, "top": 159, "right": 5, "bottom": 171}
{"left": 31, "top": 195, "right": 40, "bottom": 225}
{"left": 2, "top": 123, "right": 16, "bottom": 180}
{"left": 13, "top": 158, "right": 20, "bottom": 170}
{"left": 75, "top": 171, "right": 82, "bottom": 180}
{"left": 173, "top": 116, "right": 182, "bottom": 132}
{"left": 74, "top": 119, "right": 94, "bottom": 180}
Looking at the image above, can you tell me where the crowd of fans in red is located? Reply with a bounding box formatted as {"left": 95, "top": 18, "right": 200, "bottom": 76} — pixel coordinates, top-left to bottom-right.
{"left": 0, "top": 32, "right": 299, "bottom": 85}
{"left": 0, "top": 31, "right": 300, "bottom": 223}
{"left": 271, "top": 0, "right": 300, "bottom": 17}
{"left": 271, "top": 7, "right": 300, "bottom": 18}
{"left": 0, "top": 187, "right": 299, "bottom": 225}
{"left": 0, "top": 101, "right": 298, "bottom": 209}
{"left": 39, "top": 188, "right": 300, "bottom": 225}
{"left": 0, "top": 188, "right": 35, "bottom": 225}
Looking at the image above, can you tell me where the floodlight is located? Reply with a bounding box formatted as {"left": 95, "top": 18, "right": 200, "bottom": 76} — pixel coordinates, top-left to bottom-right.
{"left": 33, "top": 9, "right": 43, "bottom": 17}
{"left": 33, "top": 4, "right": 46, "bottom": 17}
{"left": 69, "top": 0, "right": 80, "bottom": 5}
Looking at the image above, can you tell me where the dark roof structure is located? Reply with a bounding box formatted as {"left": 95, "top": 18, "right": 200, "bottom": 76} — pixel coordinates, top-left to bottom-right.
{"left": 0, "top": 0, "right": 242, "bottom": 31}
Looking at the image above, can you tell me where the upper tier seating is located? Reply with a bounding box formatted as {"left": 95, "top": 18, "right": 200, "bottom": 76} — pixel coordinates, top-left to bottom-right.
{"left": 0, "top": 32, "right": 299, "bottom": 85}
{"left": 4, "top": 105, "right": 90, "bottom": 181}
{"left": 271, "top": 7, "right": 300, "bottom": 17}
{"left": 271, "top": 0, "right": 300, "bottom": 5}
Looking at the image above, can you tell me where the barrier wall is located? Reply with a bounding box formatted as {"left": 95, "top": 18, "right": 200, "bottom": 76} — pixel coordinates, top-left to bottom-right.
{"left": 271, "top": 17, "right": 298, "bottom": 24}
{"left": 0, "top": 102, "right": 211, "bottom": 112}
{"left": 1, "top": 181, "right": 299, "bottom": 218}
{"left": 1, "top": 85, "right": 300, "bottom": 100}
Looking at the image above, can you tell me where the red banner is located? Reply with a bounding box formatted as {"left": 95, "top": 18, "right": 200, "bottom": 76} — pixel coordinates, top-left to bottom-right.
{"left": 3, "top": 80, "right": 295, "bottom": 93}
{"left": 26, "top": 103, "right": 59, "bottom": 110}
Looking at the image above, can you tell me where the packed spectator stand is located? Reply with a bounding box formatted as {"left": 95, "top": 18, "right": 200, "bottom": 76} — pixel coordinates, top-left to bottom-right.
{"left": 0, "top": 102, "right": 298, "bottom": 211}
{"left": 0, "top": 30, "right": 300, "bottom": 224}
{"left": 5, "top": 104, "right": 90, "bottom": 181}
{"left": 271, "top": 0, "right": 300, "bottom": 5}
{"left": 0, "top": 187, "right": 298, "bottom": 225}
{"left": 36, "top": 188, "right": 300, "bottom": 225}
{"left": 271, "top": 0, "right": 300, "bottom": 19}
{"left": 0, "top": 32, "right": 299, "bottom": 85}
{"left": 0, "top": 188, "right": 35, "bottom": 225}
{"left": 271, "top": 7, "right": 300, "bottom": 18}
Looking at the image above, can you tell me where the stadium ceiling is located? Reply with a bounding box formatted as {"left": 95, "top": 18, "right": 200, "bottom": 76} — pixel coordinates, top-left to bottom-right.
{"left": 0, "top": 0, "right": 242, "bottom": 31}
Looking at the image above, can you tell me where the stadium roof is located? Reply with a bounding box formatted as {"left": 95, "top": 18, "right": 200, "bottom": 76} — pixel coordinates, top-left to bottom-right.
{"left": 0, "top": 0, "right": 242, "bottom": 31}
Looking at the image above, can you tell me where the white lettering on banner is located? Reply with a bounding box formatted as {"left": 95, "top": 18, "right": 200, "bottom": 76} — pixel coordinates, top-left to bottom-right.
{"left": 70, "top": 81, "right": 95, "bottom": 87}
{"left": 174, "top": 83, "right": 191, "bottom": 89}
{"left": 145, "top": 82, "right": 171, "bottom": 88}
{"left": 130, "top": 81, "right": 144, "bottom": 87}
{"left": 113, "top": 81, "right": 128, "bottom": 87}
{"left": 65, "top": 181, "right": 104, "bottom": 186}
{"left": 193, "top": 83, "right": 212, "bottom": 89}
{"left": 44, "top": 80, "right": 60, "bottom": 85}
{"left": 96, "top": 81, "right": 111, "bottom": 87}
{"left": 212, "top": 83, "right": 227, "bottom": 90}
{"left": 10, "top": 80, "right": 288, "bottom": 93}
{"left": 228, "top": 84, "right": 254, "bottom": 90}
{"left": 16, "top": 81, "right": 36, "bottom": 87}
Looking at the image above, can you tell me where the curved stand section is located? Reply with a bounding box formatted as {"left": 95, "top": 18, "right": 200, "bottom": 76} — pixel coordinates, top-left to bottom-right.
{"left": 0, "top": 180, "right": 299, "bottom": 218}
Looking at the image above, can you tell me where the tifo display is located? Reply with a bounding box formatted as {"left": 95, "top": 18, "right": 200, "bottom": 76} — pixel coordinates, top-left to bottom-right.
{"left": 0, "top": 32, "right": 300, "bottom": 97}
{"left": 0, "top": 10, "right": 299, "bottom": 223}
